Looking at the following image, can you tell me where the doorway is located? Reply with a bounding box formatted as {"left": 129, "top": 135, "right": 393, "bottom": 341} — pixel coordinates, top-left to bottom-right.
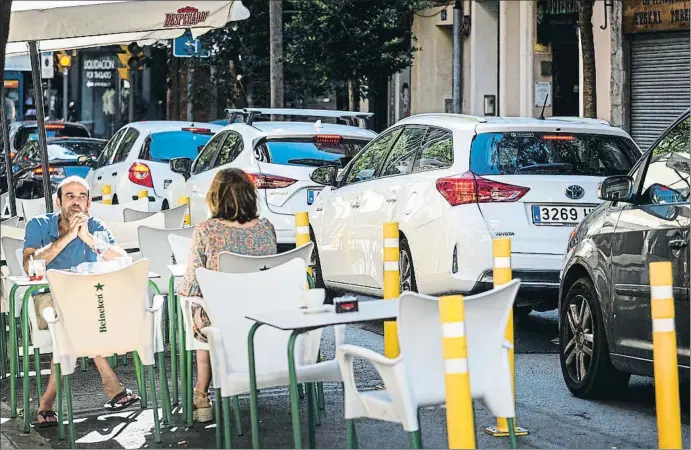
{"left": 551, "top": 42, "right": 579, "bottom": 116}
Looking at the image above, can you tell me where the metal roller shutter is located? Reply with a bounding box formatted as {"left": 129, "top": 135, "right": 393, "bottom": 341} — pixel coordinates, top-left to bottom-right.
{"left": 630, "top": 31, "right": 690, "bottom": 150}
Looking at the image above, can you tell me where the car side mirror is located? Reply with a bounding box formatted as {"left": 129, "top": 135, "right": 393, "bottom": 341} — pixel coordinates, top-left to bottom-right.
{"left": 170, "top": 157, "right": 192, "bottom": 180}
{"left": 597, "top": 175, "right": 634, "bottom": 203}
{"left": 310, "top": 165, "right": 337, "bottom": 186}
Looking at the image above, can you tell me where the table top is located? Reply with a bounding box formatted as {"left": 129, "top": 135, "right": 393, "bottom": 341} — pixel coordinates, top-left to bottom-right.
{"left": 6, "top": 270, "right": 161, "bottom": 286}
{"left": 246, "top": 299, "right": 399, "bottom": 332}
{"left": 167, "top": 264, "right": 188, "bottom": 278}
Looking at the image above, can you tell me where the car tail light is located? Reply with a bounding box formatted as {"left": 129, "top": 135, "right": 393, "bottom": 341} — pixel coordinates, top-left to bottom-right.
{"left": 33, "top": 166, "right": 65, "bottom": 178}
{"left": 246, "top": 172, "right": 297, "bottom": 189}
{"left": 45, "top": 124, "right": 65, "bottom": 130}
{"left": 182, "top": 127, "right": 212, "bottom": 134}
{"left": 314, "top": 134, "right": 343, "bottom": 144}
{"left": 128, "top": 162, "right": 154, "bottom": 188}
{"left": 436, "top": 171, "right": 529, "bottom": 206}
{"left": 9, "top": 151, "right": 15, "bottom": 159}
{"left": 542, "top": 135, "right": 574, "bottom": 141}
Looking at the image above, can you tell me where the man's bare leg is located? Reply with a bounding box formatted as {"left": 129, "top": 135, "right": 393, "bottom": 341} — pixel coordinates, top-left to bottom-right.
{"left": 37, "top": 361, "right": 57, "bottom": 424}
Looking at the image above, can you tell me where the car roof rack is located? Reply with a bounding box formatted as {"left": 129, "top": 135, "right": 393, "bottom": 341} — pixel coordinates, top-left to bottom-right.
{"left": 242, "top": 108, "right": 374, "bottom": 127}
{"left": 409, "top": 113, "right": 487, "bottom": 123}
{"left": 546, "top": 116, "right": 612, "bottom": 126}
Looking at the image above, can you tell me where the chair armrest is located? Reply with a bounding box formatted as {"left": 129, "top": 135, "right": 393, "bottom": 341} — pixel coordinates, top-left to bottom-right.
{"left": 333, "top": 324, "right": 346, "bottom": 348}
{"left": 42, "top": 306, "right": 59, "bottom": 325}
{"left": 146, "top": 294, "right": 165, "bottom": 313}
{"left": 337, "top": 344, "right": 418, "bottom": 431}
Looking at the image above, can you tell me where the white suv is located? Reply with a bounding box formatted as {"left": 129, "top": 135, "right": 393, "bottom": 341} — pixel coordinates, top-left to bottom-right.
{"left": 308, "top": 114, "right": 642, "bottom": 313}
{"left": 165, "top": 109, "right": 377, "bottom": 249}
{"left": 85, "top": 121, "right": 223, "bottom": 209}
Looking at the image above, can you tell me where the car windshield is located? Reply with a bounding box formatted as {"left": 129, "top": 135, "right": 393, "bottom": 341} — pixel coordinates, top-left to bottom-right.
{"left": 47, "top": 141, "right": 104, "bottom": 161}
{"left": 14, "top": 124, "right": 90, "bottom": 150}
{"left": 255, "top": 137, "right": 372, "bottom": 168}
{"left": 146, "top": 130, "right": 214, "bottom": 162}
{"left": 470, "top": 132, "right": 641, "bottom": 176}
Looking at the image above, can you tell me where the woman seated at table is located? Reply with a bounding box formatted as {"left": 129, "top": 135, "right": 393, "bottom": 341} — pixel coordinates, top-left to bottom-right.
{"left": 178, "top": 167, "right": 277, "bottom": 423}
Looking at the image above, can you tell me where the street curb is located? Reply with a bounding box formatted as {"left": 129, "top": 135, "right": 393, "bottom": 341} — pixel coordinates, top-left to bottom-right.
{"left": 1, "top": 402, "right": 52, "bottom": 449}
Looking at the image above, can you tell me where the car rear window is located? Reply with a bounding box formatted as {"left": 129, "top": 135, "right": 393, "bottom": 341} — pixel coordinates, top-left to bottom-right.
{"left": 48, "top": 142, "right": 104, "bottom": 160}
{"left": 470, "top": 132, "right": 640, "bottom": 177}
{"left": 142, "top": 130, "right": 214, "bottom": 162}
{"left": 15, "top": 124, "right": 90, "bottom": 150}
{"left": 255, "top": 137, "right": 372, "bottom": 168}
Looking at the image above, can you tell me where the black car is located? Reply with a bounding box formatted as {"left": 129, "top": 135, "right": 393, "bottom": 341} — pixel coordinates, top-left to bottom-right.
{"left": 11, "top": 137, "right": 107, "bottom": 199}
{"left": 558, "top": 110, "right": 689, "bottom": 398}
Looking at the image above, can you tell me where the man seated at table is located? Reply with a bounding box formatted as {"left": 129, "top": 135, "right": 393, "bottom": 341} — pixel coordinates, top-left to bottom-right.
{"left": 23, "top": 176, "right": 139, "bottom": 427}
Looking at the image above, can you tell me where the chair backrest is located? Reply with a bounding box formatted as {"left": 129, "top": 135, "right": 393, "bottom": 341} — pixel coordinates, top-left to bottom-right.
{"left": 1, "top": 216, "right": 21, "bottom": 228}
{"left": 21, "top": 197, "right": 56, "bottom": 221}
{"left": 1, "top": 237, "right": 26, "bottom": 276}
{"left": 0, "top": 192, "right": 8, "bottom": 218}
{"left": 397, "top": 279, "right": 519, "bottom": 418}
{"left": 168, "top": 234, "right": 193, "bottom": 265}
{"left": 89, "top": 197, "right": 149, "bottom": 222}
{"left": 138, "top": 225, "right": 196, "bottom": 294}
{"left": 123, "top": 208, "right": 156, "bottom": 222}
{"left": 1, "top": 230, "right": 24, "bottom": 266}
{"left": 45, "top": 259, "right": 155, "bottom": 373}
{"left": 218, "top": 242, "right": 313, "bottom": 274}
{"left": 101, "top": 213, "right": 165, "bottom": 249}
{"left": 195, "top": 258, "right": 310, "bottom": 374}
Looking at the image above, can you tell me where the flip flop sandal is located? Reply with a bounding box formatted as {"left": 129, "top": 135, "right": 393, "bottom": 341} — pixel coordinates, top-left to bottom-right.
{"left": 104, "top": 388, "right": 140, "bottom": 411}
{"left": 35, "top": 410, "right": 59, "bottom": 428}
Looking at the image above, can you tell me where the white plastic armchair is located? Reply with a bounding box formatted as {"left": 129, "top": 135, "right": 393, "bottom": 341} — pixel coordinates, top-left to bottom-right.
{"left": 100, "top": 213, "right": 165, "bottom": 250}
{"left": 138, "top": 225, "right": 196, "bottom": 295}
{"left": 168, "top": 234, "right": 193, "bottom": 265}
{"left": 195, "top": 258, "right": 343, "bottom": 446}
{"left": 337, "top": 279, "right": 521, "bottom": 448}
{"left": 89, "top": 197, "right": 149, "bottom": 222}
{"left": 125, "top": 204, "right": 188, "bottom": 229}
{"left": 20, "top": 196, "right": 58, "bottom": 221}
{"left": 43, "top": 259, "right": 164, "bottom": 447}
{"left": 1, "top": 216, "right": 21, "bottom": 228}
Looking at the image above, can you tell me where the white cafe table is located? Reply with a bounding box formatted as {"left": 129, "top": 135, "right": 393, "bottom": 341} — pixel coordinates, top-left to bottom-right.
{"left": 245, "top": 299, "right": 399, "bottom": 449}
{"left": 4, "top": 270, "right": 162, "bottom": 432}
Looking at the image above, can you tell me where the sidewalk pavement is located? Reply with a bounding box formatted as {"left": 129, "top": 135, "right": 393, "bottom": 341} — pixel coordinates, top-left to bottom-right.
{"left": 1, "top": 401, "right": 51, "bottom": 449}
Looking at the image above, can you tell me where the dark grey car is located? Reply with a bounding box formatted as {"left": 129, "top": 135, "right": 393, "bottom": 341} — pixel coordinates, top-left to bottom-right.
{"left": 558, "top": 110, "right": 689, "bottom": 398}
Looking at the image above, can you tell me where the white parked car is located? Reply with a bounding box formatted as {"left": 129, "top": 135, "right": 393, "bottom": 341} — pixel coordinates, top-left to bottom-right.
{"left": 308, "top": 114, "right": 643, "bottom": 312}
{"left": 85, "top": 121, "right": 223, "bottom": 209}
{"left": 165, "top": 109, "right": 377, "bottom": 249}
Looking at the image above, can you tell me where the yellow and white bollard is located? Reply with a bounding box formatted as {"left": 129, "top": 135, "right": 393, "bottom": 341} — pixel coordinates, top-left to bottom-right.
{"left": 295, "top": 211, "right": 313, "bottom": 283}
{"left": 485, "top": 237, "right": 528, "bottom": 438}
{"left": 649, "top": 261, "right": 682, "bottom": 450}
{"left": 439, "top": 294, "right": 476, "bottom": 449}
{"left": 101, "top": 185, "right": 112, "bottom": 205}
{"left": 383, "top": 222, "right": 400, "bottom": 358}
{"left": 178, "top": 196, "right": 191, "bottom": 226}
{"left": 138, "top": 189, "right": 148, "bottom": 200}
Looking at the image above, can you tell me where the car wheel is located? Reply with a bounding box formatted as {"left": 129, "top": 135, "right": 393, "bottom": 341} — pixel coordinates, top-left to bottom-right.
{"left": 309, "top": 229, "right": 337, "bottom": 304}
{"left": 399, "top": 238, "right": 418, "bottom": 293}
{"left": 559, "top": 277, "right": 630, "bottom": 399}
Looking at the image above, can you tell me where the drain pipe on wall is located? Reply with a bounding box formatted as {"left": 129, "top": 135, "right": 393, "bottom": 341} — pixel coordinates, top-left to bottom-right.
{"left": 452, "top": 0, "right": 463, "bottom": 114}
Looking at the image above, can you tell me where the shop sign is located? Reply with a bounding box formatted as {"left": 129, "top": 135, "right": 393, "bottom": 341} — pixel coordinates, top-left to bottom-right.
{"left": 3, "top": 80, "right": 19, "bottom": 89}
{"left": 624, "top": 0, "right": 690, "bottom": 33}
{"left": 83, "top": 57, "right": 115, "bottom": 88}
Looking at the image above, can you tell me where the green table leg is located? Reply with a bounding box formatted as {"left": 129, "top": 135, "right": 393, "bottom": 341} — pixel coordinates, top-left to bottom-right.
{"left": 222, "top": 396, "right": 233, "bottom": 449}
{"left": 158, "top": 351, "right": 173, "bottom": 425}
{"left": 55, "top": 363, "right": 64, "bottom": 441}
{"left": 247, "top": 322, "right": 262, "bottom": 449}
{"left": 33, "top": 348, "right": 42, "bottom": 397}
{"left": 8, "top": 284, "right": 18, "bottom": 418}
{"left": 168, "top": 276, "right": 178, "bottom": 405}
{"left": 306, "top": 382, "right": 317, "bottom": 448}
{"left": 507, "top": 417, "right": 519, "bottom": 449}
{"left": 287, "top": 330, "right": 304, "bottom": 449}
{"left": 22, "top": 287, "right": 37, "bottom": 433}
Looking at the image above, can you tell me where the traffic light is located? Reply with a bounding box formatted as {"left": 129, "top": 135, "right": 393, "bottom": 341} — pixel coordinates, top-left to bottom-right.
{"left": 127, "top": 42, "right": 146, "bottom": 70}
{"left": 55, "top": 51, "right": 72, "bottom": 69}
{"left": 116, "top": 45, "right": 131, "bottom": 81}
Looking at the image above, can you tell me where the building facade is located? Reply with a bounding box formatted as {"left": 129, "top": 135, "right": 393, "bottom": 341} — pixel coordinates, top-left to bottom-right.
{"left": 400, "top": 0, "right": 690, "bottom": 150}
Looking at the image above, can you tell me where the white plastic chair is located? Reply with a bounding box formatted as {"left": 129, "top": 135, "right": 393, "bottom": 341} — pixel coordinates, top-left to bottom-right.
{"left": 168, "top": 234, "right": 193, "bottom": 265}
{"left": 337, "top": 279, "right": 521, "bottom": 448}
{"left": 89, "top": 197, "right": 149, "bottom": 222}
{"left": 0, "top": 224, "right": 24, "bottom": 262}
{"left": 43, "top": 259, "right": 164, "bottom": 447}
{"left": 196, "top": 258, "right": 343, "bottom": 448}
{"left": 1, "top": 216, "right": 21, "bottom": 228}
{"left": 125, "top": 204, "right": 188, "bottom": 229}
{"left": 1, "top": 192, "right": 9, "bottom": 218}
{"left": 20, "top": 196, "right": 58, "bottom": 221}
{"left": 100, "top": 213, "right": 165, "bottom": 250}
{"left": 139, "top": 226, "right": 196, "bottom": 295}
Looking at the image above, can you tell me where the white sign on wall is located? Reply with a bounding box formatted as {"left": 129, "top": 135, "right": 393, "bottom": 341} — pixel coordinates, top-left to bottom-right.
{"left": 41, "top": 52, "right": 54, "bottom": 79}
{"left": 535, "top": 81, "right": 552, "bottom": 107}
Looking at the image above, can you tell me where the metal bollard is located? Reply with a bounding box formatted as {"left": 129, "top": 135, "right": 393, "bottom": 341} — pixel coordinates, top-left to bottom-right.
{"left": 383, "top": 222, "right": 400, "bottom": 358}
{"left": 102, "top": 185, "right": 112, "bottom": 205}
{"left": 178, "top": 196, "right": 191, "bottom": 226}
{"left": 485, "top": 237, "right": 528, "bottom": 438}
{"left": 649, "top": 261, "right": 682, "bottom": 450}
{"left": 138, "top": 190, "right": 148, "bottom": 200}
{"left": 439, "top": 294, "right": 476, "bottom": 449}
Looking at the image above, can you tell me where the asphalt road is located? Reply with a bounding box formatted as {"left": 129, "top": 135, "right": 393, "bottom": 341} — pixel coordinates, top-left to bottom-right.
{"left": 1, "top": 308, "right": 689, "bottom": 449}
